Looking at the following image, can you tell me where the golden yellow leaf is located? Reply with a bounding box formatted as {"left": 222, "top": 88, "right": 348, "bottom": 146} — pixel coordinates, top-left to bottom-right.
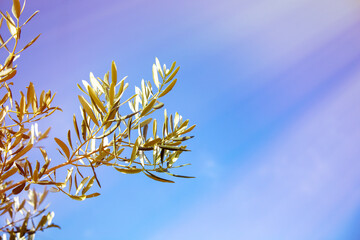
{"left": 155, "top": 58, "right": 164, "bottom": 78}
{"left": 180, "top": 124, "right": 196, "bottom": 135}
{"left": 130, "top": 136, "right": 141, "bottom": 165}
{"left": 73, "top": 114, "right": 81, "bottom": 141}
{"left": 144, "top": 171, "right": 174, "bottom": 183}
{"left": 75, "top": 176, "right": 90, "bottom": 195}
{"left": 0, "top": 92, "right": 9, "bottom": 106}
{"left": 38, "top": 127, "right": 50, "bottom": 141}
{"left": 166, "top": 66, "right": 179, "bottom": 83}
{"left": 143, "top": 138, "right": 162, "bottom": 147}
{"left": 54, "top": 138, "right": 70, "bottom": 159}
{"left": 0, "top": 167, "right": 17, "bottom": 181}
{"left": 114, "top": 167, "right": 142, "bottom": 174}
{"left": 111, "top": 61, "right": 117, "bottom": 85}
{"left": 69, "top": 195, "right": 86, "bottom": 201}
{"left": 85, "top": 192, "right": 100, "bottom": 198}
{"left": 12, "top": 0, "right": 21, "bottom": 19}
{"left": 140, "top": 98, "right": 156, "bottom": 117}
{"left": 10, "top": 143, "right": 33, "bottom": 162}
{"left": 78, "top": 95, "right": 99, "bottom": 126}
{"left": 88, "top": 86, "right": 106, "bottom": 113}
{"left": 23, "top": 10, "right": 39, "bottom": 25}
{"left": 159, "top": 79, "right": 177, "bottom": 98}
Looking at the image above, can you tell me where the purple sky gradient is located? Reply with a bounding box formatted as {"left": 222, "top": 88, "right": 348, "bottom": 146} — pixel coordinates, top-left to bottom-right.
{"left": 2, "top": 0, "right": 360, "bottom": 239}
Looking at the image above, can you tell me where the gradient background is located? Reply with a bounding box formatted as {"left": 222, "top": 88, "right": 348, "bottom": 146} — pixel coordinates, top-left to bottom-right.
{"left": 1, "top": 0, "right": 360, "bottom": 239}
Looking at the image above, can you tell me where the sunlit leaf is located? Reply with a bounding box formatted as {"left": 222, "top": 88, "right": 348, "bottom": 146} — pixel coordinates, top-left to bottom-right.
{"left": 73, "top": 114, "right": 81, "bottom": 141}
{"left": 89, "top": 72, "right": 103, "bottom": 93}
{"left": 38, "top": 127, "right": 51, "bottom": 141}
{"left": 165, "top": 172, "right": 195, "bottom": 178}
{"left": 69, "top": 195, "right": 86, "bottom": 201}
{"left": 143, "top": 138, "right": 162, "bottom": 147}
{"left": 23, "top": 10, "right": 39, "bottom": 25}
{"left": 78, "top": 95, "right": 99, "bottom": 126}
{"left": 140, "top": 98, "right": 156, "bottom": 117}
{"left": 144, "top": 171, "right": 174, "bottom": 183}
{"left": 54, "top": 138, "right": 70, "bottom": 159}
{"left": 159, "top": 79, "right": 177, "bottom": 98}
{"left": 166, "top": 66, "right": 180, "bottom": 83}
{"left": 85, "top": 192, "right": 100, "bottom": 198}
{"left": 12, "top": 0, "right": 21, "bottom": 19}
{"left": 111, "top": 61, "right": 117, "bottom": 85}
{"left": 139, "top": 118, "right": 152, "bottom": 128}
{"left": 130, "top": 136, "right": 141, "bottom": 165}
{"left": 180, "top": 124, "right": 196, "bottom": 135}
{"left": 168, "top": 61, "right": 176, "bottom": 76}
{"left": 75, "top": 176, "right": 90, "bottom": 195}
{"left": 88, "top": 85, "right": 106, "bottom": 113}
{"left": 159, "top": 145, "right": 189, "bottom": 151}
{"left": 0, "top": 167, "right": 17, "bottom": 181}
{"left": 9, "top": 143, "right": 33, "bottom": 162}
{"left": 152, "top": 64, "right": 160, "bottom": 88}
{"left": 155, "top": 57, "right": 164, "bottom": 78}
{"left": 81, "top": 176, "right": 95, "bottom": 195}
{"left": 114, "top": 167, "right": 142, "bottom": 174}
{"left": 19, "top": 34, "right": 41, "bottom": 53}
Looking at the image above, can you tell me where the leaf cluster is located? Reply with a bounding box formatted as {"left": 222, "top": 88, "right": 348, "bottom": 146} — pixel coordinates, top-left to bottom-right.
{"left": 0, "top": 1, "right": 195, "bottom": 239}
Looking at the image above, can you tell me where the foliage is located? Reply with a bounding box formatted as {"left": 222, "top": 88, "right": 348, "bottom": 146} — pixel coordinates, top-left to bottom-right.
{"left": 0, "top": 1, "right": 195, "bottom": 239}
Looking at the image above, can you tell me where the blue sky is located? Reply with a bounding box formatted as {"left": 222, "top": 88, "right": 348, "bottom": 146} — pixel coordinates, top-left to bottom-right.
{"left": 2, "top": 0, "right": 360, "bottom": 239}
